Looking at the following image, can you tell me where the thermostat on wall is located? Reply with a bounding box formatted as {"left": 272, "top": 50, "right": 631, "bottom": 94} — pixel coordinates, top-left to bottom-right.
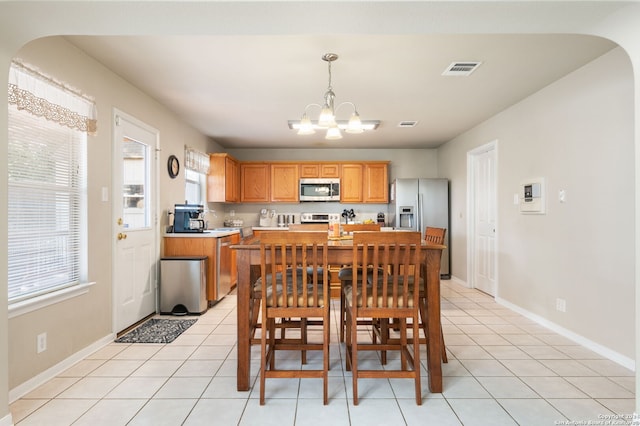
{"left": 520, "top": 178, "right": 545, "bottom": 214}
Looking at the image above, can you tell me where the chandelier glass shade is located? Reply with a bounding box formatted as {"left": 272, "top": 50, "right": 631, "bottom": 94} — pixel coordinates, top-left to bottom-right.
{"left": 288, "top": 53, "right": 379, "bottom": 140}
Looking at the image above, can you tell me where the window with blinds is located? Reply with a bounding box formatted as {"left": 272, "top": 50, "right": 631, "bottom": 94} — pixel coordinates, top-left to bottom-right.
{"left": 7, "top": 108, "right": 87, "bottom": 303}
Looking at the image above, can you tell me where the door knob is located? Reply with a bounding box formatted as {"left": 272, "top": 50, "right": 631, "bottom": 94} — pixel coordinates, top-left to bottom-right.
{"left": 117, "top": 232, "right": 127, "bottom": 240}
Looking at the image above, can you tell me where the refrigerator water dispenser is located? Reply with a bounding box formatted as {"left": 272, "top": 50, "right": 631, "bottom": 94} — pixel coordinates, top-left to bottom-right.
{"left": 398, "top": 206, "right": 414, "bottom": 228}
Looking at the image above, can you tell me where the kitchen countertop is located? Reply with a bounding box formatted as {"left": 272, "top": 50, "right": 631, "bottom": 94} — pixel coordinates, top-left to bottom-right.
{"left": 252, "top": 226, "right": 289, "bottom": 231}
{"left": 164, "top": 229, "right": 241, "bottom": 238}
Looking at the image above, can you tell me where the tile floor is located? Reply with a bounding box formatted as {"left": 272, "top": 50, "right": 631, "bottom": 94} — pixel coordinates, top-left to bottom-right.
{"left": 9, "top": 280, "right": 636, "bottom": 425}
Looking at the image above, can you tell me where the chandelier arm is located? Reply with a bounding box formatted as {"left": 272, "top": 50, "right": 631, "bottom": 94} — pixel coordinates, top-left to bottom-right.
{"left": 334, "top": 101, "right": 358, "bottom": 116}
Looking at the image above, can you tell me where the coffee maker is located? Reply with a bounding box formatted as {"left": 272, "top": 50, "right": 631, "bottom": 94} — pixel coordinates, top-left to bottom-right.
{"left": 173, "top": 204, "right": 205, "bottom": 233}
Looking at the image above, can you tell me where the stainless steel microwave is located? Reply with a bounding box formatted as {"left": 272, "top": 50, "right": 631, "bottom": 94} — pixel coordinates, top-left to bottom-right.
{"left": 299, "top": 178, "right": 340, "bottom": 202}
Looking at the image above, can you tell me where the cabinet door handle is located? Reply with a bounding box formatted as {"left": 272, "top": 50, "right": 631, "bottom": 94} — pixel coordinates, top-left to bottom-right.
{"left": 117, "top": 232, "right": 127, "bottom": 240}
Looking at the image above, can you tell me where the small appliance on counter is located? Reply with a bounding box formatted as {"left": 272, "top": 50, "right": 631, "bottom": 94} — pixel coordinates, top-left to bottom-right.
{"left": 377, "top": 212, "right": 386, "bottom": 226}
{"left": 173, "top": 204, "right": 205, "bottom": 233}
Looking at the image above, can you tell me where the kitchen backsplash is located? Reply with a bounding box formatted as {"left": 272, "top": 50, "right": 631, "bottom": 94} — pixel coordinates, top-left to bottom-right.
{"left": 205, "top": 203, "right": 390, "bottom": 228}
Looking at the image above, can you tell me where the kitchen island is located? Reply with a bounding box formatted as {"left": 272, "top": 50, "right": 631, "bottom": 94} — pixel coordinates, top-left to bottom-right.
{"left": 163, "top": 229, "right": 241, "bottom": 302}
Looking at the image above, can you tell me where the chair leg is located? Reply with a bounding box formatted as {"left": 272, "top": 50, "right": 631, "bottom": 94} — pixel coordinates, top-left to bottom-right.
{"left": 440, "top": 326, "right": 448, "bottom": 363}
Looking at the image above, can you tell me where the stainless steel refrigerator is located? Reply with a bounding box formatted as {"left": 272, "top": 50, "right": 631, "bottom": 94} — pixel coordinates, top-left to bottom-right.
{"left": 391, "top": 178, "right": 450, "bottom": 278}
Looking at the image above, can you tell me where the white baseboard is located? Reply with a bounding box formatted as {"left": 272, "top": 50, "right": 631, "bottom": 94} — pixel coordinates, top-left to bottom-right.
{"left": 496, "top": 297, "right": 635, "bottom": 371}
{"left": 449, "top": 275, "right": 469, "bottom": 288}
{"left": 9, "top": 333, "right": 115, "bottom": 403}
{"left": 0, "top": 413, "right": 13, "bottom": 426}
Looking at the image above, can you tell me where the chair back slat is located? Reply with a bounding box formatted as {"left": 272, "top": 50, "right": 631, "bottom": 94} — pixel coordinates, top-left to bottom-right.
{"left": 260, "top": 231, "right": 328, "bottom": 308}
{"left": 352, "top": 231, "right": 421, "bottom": 311}
{"left": 424, "top": 226, "right": 446, "bottom": 245}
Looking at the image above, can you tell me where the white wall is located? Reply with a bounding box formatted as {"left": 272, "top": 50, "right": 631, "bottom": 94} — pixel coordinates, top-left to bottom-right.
{"left": 7, "top": 36, "right": 217, "bottom": 391}
{"left": 438, "top": 47, "right": 635, "bottom": 359}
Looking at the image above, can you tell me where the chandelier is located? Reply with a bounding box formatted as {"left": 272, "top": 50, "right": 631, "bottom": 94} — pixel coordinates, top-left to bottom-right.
{"left": 288, "top": 53, "right": 379, "bottom": 140}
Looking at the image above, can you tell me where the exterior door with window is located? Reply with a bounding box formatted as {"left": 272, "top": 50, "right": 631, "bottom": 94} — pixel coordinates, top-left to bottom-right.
{"left": 113, "top": 110, "right": 158, "bottom": 333}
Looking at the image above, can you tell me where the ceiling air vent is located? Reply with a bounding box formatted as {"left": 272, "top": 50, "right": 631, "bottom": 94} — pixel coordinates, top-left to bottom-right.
{"left": 442, "top": 61, "right": 482, "bottom": 76}
{"left": 397, "top": 121, "right": 418, "bottom": 128}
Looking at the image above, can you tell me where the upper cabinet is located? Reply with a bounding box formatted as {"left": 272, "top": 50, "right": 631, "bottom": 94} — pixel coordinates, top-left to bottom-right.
{"left": 340, "top": 162, "right": 389, "bottom": 204}
{"left": 240, "top": 163, "right": 270, "bottom": 203}
{"left": 207, "top": 153, "right": 240, "bottom": 203}
{"left": 271, "top": 163, "right": 299, "bottom": 203}
{"left": 340, "top": 164, "right": 364, "bottom": 203}
{"left": 299, "top": 163, "right": 340, "bottom": 178}
{"left": 210, "top": 159, "right": 388, "bottom": 204}
{"left": 363, "top": 163, "right": 389, "bottom": 203}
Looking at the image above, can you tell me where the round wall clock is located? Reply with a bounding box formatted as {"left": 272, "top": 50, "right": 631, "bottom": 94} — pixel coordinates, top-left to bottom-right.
{"left": 167, "top": 155, "right": 180, "bottom": 178}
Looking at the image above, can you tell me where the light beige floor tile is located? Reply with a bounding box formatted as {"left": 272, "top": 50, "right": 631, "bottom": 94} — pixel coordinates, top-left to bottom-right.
{"left": 9, "top": 398, "right": 48, "bottom": 423}
{"left": 173, "top": 359, "right": 223, "bottom": 377}
{"left": 547, "top": 398, "right": 614, "bottom": 421}
{"left": 188, "top": 344, "right": 233, "bottom": 360}
{"left": 87, "top": 359, "right": 145, "bottom": 377}
{"left": 459, "top": 359, "right": 513, "bottom": 376}
{"left": 498, "top": 398, "right": 566, "bottom": 425}
{"left": 58, "top": 359, "right": 106, "bottom": 377}
{"left": 154, "top": 377, "right": 211, "bottom": 398}
{"left": 347, "top": 398, "right": 408, "bottom": 425}
{"left": 595, "top": 398, "right": 636, "bottom": 416}
{"left": 57, "top": 377, "right": 123, "bottom": 399}
{"left": 487, "top": 324, "right": 525, "bottom": 334}
{"left": 15, "top": 398, "right": 97, "bottom": 426}
{"left": 579, "top": 359, "right": 635, "bottom": 377}
{"left": 482, "top": 345, "right": 531, "bottom": 360}
{"left": 446, "top": 398, "right": 517, "bottom": 426}
{"left": 540, "top": 359, "right": 600, "bottom": 376}
{"left": 468, "top": 333, "right": 511, "bottom": 345}
{"left": 294, "top": 398, "right": 351, "bottom": 426}
{"left": 127, "top": 398, "right": 197, "bottom": 426}
{"left": 556, "top": 345, "right": 604, "bottom": 359}
{"left": 130, "top": 359, "right": 183, "bottom": 377}
{"left": 502, "top": 334, "right": 545, "bottom": 346}
{"left": 202, "top": 333, "right": 237, "bottom": 345}
{"left": 457, "top": 324, "right": 494, "bottom": 334}
{"left": 183, "top": 398, "right": 248, "bottom": 426}
{"left": 21, "top": 377, "right": 80, "bottom": 399}
{"left": 86, "top": 344, "right": 128, "bottom": 360}
{"left": 238, "top": 398, "right": 297, "bottom": 426}
{"left": 565, "top": 377, "right": 635, "bottom": 399}
{"left": 249, "top": 377, "right": 301, "bottom": 400}
{"left": 398, "top": 397, "right": 462, "bottom": 425}
{"left": 442, "top": 376, "right": 492, "bottom": 398}
{"left": 202, "top": 376, "right": 255, "bottom": 399}
{"left": 106, "top": 376, "right": 167, "bottom": 399}
{"left": 71, "top": 398, "right": 147, "bottom": 426}
{"left": 476, "top": 376, "right": 538, "bottom": 398}
{"left": 520, "top": 376, "right": 588, "bottom": 398}
{"left": 112, "top": 344, "right": 162, "bottom": 360}
{"left": 440, "top": 359, "right": 472, "bottom": 377}
{"left": 447, "top": 345, "right": 493, "bottom": 360}
{"left": 501, "top": 359, "right": 557, "bottom": 376}
{"left": 171, "top": 333, "right": 208, "bottom": 346}
{"left": 519, "top": 345, "right": 570, "bottom": 360}
{"left": 151, "top": 345, "right": 197, "bottom": 360}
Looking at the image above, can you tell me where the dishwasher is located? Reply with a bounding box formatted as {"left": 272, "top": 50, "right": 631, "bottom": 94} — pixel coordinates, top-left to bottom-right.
{"left": 215, "top": 235, "right": 233, "bottom": 301}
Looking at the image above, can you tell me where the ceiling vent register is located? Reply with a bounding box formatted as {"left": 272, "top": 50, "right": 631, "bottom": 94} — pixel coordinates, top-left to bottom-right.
{"left": 442, "top": 62, "right": 482, "bottom": 76}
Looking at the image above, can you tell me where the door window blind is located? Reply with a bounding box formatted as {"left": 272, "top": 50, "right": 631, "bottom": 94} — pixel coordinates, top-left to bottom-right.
{"left": 7, "top": 98, "right": 87, "bottom": 303}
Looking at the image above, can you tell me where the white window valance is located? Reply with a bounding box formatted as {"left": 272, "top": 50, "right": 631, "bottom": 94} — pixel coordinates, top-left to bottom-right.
{"left": 184, "top": 146, "right": 210, "bottom": 174}
{"left": 8, "top": 60, "right": 97, "bottom": 135}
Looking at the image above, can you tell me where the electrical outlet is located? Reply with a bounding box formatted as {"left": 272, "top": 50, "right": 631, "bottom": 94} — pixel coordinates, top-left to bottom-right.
{"left": 556, "top": 298, "right": 566, "bottom": 313}
{"left": 37, "top": 332, "right": 47, "bottom": 353}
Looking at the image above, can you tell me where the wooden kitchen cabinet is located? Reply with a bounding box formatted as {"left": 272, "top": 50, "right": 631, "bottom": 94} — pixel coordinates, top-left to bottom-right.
{"left": 163, "top": 237, "right": 218, "bottom": 301}
{"left": 271, "top": 163, "right": 299, "bottom": 202}
{"left": 299, "top": 163, "right": 340, "bottom": 178}
{"left": 340, "top": 163, "right": 363, "bottom": 203}
{"left": 240, "top": 163, "right": 270, "bottom": 203}
{"left": 207, "top": 153, "right": 240, "bottom": 203}
{"left": 363, "top": 162, "right": 389, "bottom": 203}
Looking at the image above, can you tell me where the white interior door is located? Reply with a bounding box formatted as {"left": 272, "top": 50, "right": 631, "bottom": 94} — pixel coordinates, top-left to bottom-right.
{"left": 468, "top": 142, "right": 497, "bottom": 296}
{"left": 113, "top": 110, "right": 159, "bottom": 333}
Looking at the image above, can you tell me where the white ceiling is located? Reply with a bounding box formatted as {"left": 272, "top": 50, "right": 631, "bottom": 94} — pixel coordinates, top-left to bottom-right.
{"left": 66, "top": 33, "right": 615, "bottom": 149}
